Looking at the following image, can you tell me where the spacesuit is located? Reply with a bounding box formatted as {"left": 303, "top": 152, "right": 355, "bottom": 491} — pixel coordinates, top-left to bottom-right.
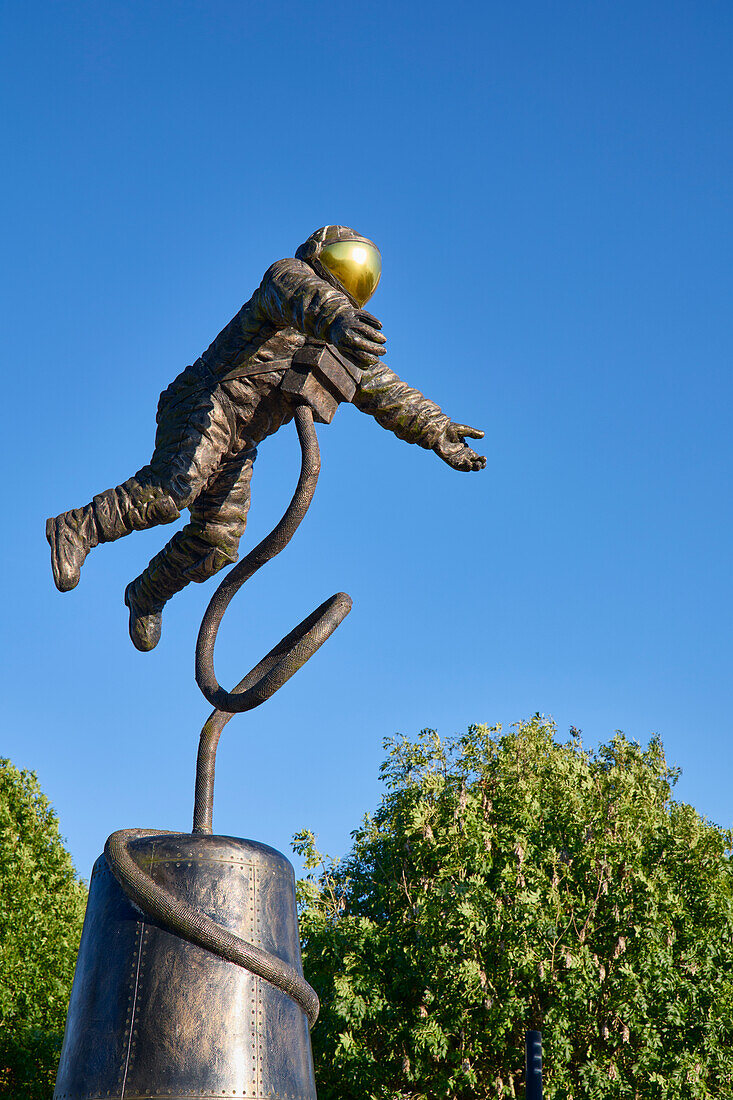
{"left": 47, "top": 225, "right": 486, "bottom": 652}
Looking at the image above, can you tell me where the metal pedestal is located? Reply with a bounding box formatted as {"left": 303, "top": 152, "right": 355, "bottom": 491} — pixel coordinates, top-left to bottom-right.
{"left": 54, "top": 834, "right": 316, "bottom": 1100}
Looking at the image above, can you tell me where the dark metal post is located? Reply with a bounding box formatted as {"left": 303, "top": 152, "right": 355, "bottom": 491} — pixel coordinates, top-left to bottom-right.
{"left": 526, "top": 1030, "right": 543, "bottom": 1100}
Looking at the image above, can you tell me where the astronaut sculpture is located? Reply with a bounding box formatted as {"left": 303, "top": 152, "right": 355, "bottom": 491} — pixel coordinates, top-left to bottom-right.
{"left": 48, "top": 226, "right": 486, "bottom": 1100}
{"left": 47, "top": 224, "right": 485, "bottom": 651}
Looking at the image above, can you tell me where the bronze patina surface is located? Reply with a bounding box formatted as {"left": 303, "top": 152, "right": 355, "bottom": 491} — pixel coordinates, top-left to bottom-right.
{"left": 54, "top": 835, "right": 315, "bottom": 1100}
{"left": 50, "top": 226, "right": 486, "bottom": 1100}
{"left": 46, "top": 224, "right": 485, "bottom": 654}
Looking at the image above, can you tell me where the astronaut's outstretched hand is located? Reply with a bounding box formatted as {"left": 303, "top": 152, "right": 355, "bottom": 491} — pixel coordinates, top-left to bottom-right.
{"left": 435, "top": 422, "right": 486, "bottom": 472}
{"left": 329, "top": 309, "right": 386, "bottom": 366}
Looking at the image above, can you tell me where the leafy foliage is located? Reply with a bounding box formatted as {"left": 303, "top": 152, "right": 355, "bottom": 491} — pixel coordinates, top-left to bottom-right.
{"left": 295, "top": 718, "right": 733, "bottom": 1099}
{"left": 0, "top": 759, "right": 87, "bottom": 1099}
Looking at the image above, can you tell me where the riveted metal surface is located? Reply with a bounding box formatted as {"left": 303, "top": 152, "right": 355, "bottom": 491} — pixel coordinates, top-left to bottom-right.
{"left": 54, "top": 834, "right": 316, "bottom": 1100}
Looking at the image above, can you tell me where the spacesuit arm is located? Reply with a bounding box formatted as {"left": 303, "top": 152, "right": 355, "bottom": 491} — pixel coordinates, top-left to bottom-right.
{"left": 254, "top": 259, "right": 351, "bottom": 338}
{"left": 353, "top": 362, "right": 452, "bottom": 448}
{"left": 354, "top": 362, "right": 486, "bottom": 471}
{"left": 201, "top": 259, "right": 386, "bottom": 373}
{"left": 254, "top": 260, "right": 387, "bottom": 365}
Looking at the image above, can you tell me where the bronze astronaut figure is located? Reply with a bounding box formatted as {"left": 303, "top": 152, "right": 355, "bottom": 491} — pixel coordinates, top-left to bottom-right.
{"left": 47, "top": 225, "right": 486, "bottom": 652}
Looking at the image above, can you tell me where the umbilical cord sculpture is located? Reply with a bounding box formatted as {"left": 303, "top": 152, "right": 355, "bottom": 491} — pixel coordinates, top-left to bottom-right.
{"left": 48, "top": 226, "right": 486, "bottom": 1027}
{"left": 106, "top": 401, "right": 339, "bottom": 1027}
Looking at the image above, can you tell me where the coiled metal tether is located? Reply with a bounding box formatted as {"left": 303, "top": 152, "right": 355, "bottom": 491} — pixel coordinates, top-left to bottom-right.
{"left": 104, "top": 403, "right": 351, "bottom": 1029}
{"left": 193, "top": 402, "right": 352, "bottom": 830}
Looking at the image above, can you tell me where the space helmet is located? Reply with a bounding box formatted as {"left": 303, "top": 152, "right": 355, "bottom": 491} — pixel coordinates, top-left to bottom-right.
{"left": 296, "top": 225, "right": 381, "bottom": 307}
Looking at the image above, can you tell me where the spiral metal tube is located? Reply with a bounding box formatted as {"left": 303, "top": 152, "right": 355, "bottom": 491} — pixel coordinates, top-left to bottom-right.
{"left": 105, "top": 403, "right": 352, "bottom": 1028}
{"left": 195, "top": 403, "right": 352, "bottom": 718}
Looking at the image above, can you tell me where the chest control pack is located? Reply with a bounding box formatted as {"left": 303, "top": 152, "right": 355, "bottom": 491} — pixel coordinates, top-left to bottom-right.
{"left": 281, "top": 340, "right": 364, "bottom": 423}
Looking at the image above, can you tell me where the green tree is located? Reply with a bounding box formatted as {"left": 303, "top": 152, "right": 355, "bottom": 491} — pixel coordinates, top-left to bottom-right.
{"left": 0, "top": 760, "right": 87, "bottom": 1099}
{"left": 295, "top": 718, "right": 733, "bottom": 1099}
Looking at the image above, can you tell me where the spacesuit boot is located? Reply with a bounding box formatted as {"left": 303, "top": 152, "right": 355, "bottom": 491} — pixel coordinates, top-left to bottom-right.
{"left": 123, "top": 580, "right": 165, "bottom": 653}
{"left": 124, "top": 528, "right": 236, "bottom": 652}
{"left": 47, "top": 481, "right": 181, "bottom": 594}
{"left": 46, "top": 506, "right": 101, "bottom": 592}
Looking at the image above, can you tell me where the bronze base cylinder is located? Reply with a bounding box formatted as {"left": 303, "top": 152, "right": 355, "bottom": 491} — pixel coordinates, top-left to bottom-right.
{"left": 54, "top": 833, "right": 316, "bottom": 1100}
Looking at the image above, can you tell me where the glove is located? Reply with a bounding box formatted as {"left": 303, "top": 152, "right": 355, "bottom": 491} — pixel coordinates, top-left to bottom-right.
{"left": 329, "top": 309, "right": 387, "bottom": 366}
{"left": 434, "top": 422, "right": 486, "bottom": 472}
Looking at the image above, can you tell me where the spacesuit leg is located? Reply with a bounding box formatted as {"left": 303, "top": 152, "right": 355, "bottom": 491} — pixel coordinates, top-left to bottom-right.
{"left": 46, "top": 363, "right": 234, "bottom": 593}
{"left": 124, "top": 448, "right": 256, "bottom": 651}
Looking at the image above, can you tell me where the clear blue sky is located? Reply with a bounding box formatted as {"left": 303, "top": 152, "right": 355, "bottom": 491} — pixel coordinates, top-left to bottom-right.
{"left": 2, "top": 1, "right": 731, "bottom": 879}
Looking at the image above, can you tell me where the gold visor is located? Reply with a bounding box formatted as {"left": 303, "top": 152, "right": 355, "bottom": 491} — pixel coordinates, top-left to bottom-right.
{"left": 318, "top": 240, "right": 382, "bottom": 306}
